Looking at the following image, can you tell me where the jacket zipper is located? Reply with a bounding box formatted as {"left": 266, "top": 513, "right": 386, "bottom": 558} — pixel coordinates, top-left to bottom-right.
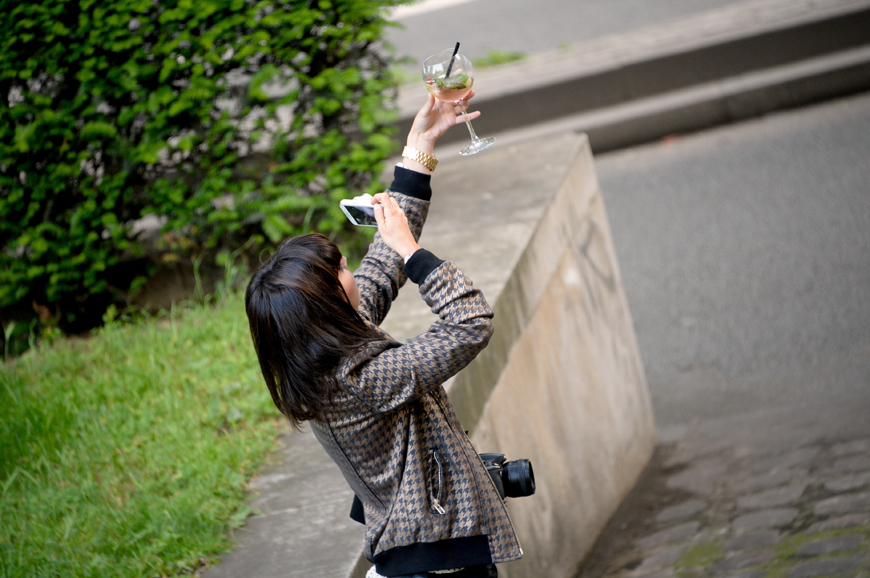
{"left": 429, "top": 450, "right": 446, "bottom": 515}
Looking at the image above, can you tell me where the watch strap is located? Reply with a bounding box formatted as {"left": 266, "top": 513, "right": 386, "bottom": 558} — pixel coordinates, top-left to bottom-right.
{"left": 402, "top": 146, "right": 438, "bottom": 172}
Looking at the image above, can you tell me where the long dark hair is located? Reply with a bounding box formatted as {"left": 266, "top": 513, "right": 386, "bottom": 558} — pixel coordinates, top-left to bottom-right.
{"left": 245, "top": 234, "right": 376, "bottom": 427}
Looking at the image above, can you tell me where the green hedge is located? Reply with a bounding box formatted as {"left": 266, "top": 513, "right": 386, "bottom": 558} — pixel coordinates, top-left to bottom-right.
{"left": 0, "top": 0, "right": 405, "bottom": 339}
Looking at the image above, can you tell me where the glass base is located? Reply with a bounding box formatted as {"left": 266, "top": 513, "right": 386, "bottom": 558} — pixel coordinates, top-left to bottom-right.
{"left": 459, "top": 137, "right": 496, "bottom": 156}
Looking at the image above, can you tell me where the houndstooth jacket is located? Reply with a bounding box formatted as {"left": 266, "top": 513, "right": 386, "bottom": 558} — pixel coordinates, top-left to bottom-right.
{"left": 309, "top": 167, "right": 523, "bottom": 577}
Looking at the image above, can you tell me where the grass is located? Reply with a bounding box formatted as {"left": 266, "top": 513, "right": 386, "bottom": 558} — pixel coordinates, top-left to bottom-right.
{"left": 386, "top": 49, "right": 527, "bottom": 90}
{"left": 473, "top": 49, "right": 526, "bottom": 69}
{"left": 0, "top": 292, "right": 286, "bottom": 577}
{"left": 388, "top": 64, "right": 417, "bottom": 86}
{"left": 762, "top": 525, "right": 870, "bottom": 578}
{"left": 673, "top": 526, "right": 870, "bottom": 578}
{"left": 676, "top": 540, "right": 723, "bottom": 569}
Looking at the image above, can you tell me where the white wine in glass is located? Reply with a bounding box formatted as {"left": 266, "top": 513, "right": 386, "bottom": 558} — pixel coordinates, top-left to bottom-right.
{"left": 422, "top": 47, "right": 495, "bottom": 156}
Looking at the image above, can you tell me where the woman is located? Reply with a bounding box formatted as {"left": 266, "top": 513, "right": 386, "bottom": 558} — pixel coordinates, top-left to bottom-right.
{"left": 245, "top": 93, "right": 522, "bottom": 578}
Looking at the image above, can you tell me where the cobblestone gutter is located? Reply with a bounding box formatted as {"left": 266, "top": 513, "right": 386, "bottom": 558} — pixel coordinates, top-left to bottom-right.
{"left": 576, "top": 438, "right": 870, "bottom": 578}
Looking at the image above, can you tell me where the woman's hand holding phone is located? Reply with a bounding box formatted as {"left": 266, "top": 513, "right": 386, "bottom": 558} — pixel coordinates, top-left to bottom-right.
{"left": 371, "top": 193, "right": 420, "bottom": 259}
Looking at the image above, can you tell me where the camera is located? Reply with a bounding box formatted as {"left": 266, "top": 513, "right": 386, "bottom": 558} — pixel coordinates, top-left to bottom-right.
{"left": 479, "top": 453, "right": 536, "bottom": 500}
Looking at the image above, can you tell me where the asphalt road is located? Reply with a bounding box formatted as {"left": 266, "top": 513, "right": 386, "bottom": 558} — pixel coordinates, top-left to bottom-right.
{"left": 594, "top": 92, "right": 870, "bottom": 429}
{"left": 386, "top": 0, "right": 744, "bottom": 64}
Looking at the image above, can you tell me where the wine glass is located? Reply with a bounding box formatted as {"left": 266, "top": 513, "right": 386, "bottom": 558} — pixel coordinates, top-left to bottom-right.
{"left": 422, "top": 48, "right": 495, "bottom": 156}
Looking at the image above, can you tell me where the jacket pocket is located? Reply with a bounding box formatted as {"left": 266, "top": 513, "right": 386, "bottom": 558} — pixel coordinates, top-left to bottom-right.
{"left": 427, "top": 449, "right": 446, "bottom": 515}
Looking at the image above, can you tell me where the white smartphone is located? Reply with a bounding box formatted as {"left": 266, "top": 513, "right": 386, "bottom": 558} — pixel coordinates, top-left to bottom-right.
{"left": 340, "top": 194, "right": 378, "bottom": 227}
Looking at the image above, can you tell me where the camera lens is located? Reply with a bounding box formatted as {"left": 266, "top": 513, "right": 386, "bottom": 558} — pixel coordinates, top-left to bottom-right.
{"left": 502, "top": 459, "right": 535, "bottom": 498}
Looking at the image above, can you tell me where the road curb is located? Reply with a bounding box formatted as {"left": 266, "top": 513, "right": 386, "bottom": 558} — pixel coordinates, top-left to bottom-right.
{"left": 395, "top": 0, "right": 870, "bottom": 152}
{"left": 487, "top": 45, "right": 870, "bottom": 154}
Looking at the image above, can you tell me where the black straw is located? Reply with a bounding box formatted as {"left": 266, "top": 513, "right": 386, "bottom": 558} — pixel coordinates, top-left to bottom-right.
{"left": 445, "top": 42, "right": 460, "bottom": 78}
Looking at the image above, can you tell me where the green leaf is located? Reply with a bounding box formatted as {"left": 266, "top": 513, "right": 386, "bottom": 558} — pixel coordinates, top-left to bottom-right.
{"left": 261, "top": 214, "right": 292, "bottom": 243}
{"left": 14, "top": 122, "right": 37, "bottom": 152}
{"left": 80, "top": 121, "right": 118, "bottom": 140}
{"left": 248, "top": 64, "right": 278, "bottom": 103}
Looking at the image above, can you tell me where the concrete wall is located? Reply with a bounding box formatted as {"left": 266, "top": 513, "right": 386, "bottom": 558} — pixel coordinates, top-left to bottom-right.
{"left": 463, "top": 139, "right": 655, "bottom": 578}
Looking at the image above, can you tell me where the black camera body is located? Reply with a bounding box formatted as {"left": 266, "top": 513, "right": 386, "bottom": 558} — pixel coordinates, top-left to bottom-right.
{"left": 479, "top": 453, "right": 536, "bottom": 500}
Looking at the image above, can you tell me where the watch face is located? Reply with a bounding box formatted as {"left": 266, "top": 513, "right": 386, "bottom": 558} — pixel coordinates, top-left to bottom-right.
{"left": 344, "top": 204, "right": 377, "bottom": 226}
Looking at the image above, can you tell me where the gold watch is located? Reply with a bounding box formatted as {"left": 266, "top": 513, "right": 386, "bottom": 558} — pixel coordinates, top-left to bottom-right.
{"left": 402, "top": 146, "right": 438, "bottom": 172}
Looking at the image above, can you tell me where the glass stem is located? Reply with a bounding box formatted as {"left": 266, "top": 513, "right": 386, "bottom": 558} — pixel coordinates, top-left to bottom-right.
{"left": 460, "top": 108, "right": 480, "bottom": 143}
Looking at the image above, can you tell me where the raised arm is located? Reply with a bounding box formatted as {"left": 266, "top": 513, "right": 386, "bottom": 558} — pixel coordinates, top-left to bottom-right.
{"left": 352, "top": 183, "right": 428, "bottom": 326}
{"left": 353, "top": 91, "right": 482, "bottom": 326}
{"left": 342, "top": 260, "right": 494, "bottom": 413}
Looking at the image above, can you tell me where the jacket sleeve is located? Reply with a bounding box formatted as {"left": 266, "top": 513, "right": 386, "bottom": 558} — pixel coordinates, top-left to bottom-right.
{"left": 353, "top": 167, "right": 431, "bottom": 327}
{"left": 340, "top": 261, "right": 494, "bottom": 413}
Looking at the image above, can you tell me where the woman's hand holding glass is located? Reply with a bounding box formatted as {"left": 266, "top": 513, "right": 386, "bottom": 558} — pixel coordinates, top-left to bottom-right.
{"left": 380, "top": 92, "right": 482, "bottom": 256}
{"left": 403, "top": 91, "right": 480, "bottom": 174}
{"left": 422, "top": 48, "right": 494, "bottom": 155}
{"left": 408, "top": 91, "right": 480, "bottom": 148}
